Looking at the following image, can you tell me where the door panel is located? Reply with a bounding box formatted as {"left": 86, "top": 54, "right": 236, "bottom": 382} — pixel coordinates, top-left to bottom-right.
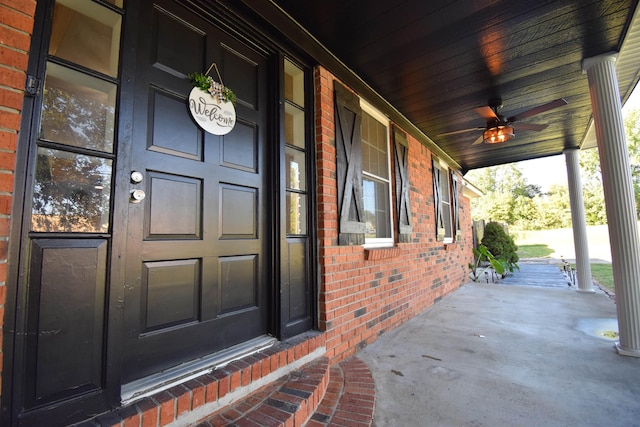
{"left": 219, "top": 255, "right": 258, "bottom": 313}
{"left": 147, "top": 172, "right": 202, "bottom": 238}
{"left": 26, "top": 239, "right": 107, "bottom": 407}
{"left": 222, "top": 120, "right": 258, "bottom": 171}
{"left": 150, "top": 89, "right": 203, "bottom": 159}
{"left": 121, "top": 0, "right": 271, "bottom": 383}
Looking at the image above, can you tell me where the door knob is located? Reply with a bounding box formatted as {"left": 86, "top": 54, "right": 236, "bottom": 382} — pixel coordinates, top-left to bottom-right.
{"left": 130, "top": 189, "right": 146, "bottom": 203}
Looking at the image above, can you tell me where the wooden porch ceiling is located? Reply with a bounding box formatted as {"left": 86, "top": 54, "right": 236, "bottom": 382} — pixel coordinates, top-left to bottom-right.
{"left": 239, "top": 0, "right": 640, "bottom": 172}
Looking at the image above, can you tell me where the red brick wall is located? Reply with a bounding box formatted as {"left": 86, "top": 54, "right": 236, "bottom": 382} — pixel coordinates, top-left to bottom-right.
{"left": 315, "top": 66, "right": 473, "bottom": 361}
{"left": 0, "top": 0, "right": 36, "bottom": 398}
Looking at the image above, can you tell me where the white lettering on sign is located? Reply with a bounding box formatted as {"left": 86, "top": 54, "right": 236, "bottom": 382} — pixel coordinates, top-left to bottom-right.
{"left": 188, "top": 87, "right": 236, "bottom": 135}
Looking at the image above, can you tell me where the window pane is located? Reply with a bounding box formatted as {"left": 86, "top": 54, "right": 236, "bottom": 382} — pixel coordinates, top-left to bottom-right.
{"left": 438, "top": 167, "right": 453, "bottom": 239}
{"left": 363, "top": 178, "right": 391, "bottom": 239}
{"left": 362, "top": 112, "right": 389, "bottom": 179}
{"left": 284, "top": 60, "right": 304, "bottom": 107}
{"left": 285, "top": 147, "right": 306, "bottom": 191}
{"left": 442, "top": 201, "right": 453, "bottom": 238}
{"left": 50, "top": 0, "right": 122, "bottom": 77}
{"left": 285, "top": 103, "right": 305, "bottom": 148}
{"left": 441, "top": 170, "right": 451, "bottom": 203}
{"left": 362, "top": 137, "right": 371, "bottom": 171}
{"left": 40, "top": 62, "right": 116, "bottom": 153}
{"left": 286, "top": 192, "right": 307, "bottom": 235}
{"left": 32, "top": 147, "right": 112, "bottom": 233}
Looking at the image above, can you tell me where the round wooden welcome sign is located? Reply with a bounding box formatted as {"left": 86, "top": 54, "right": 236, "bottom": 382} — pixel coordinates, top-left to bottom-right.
{"left": 188, "top": 87, "right": 236, "bottom": 135}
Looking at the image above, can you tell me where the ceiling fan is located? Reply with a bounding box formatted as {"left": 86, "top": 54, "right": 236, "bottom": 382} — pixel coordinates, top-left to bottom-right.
{"left": 438, "top": 98, "right": 568, "bottom": 145}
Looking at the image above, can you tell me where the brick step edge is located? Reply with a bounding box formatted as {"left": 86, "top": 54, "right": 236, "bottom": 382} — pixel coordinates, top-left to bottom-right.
{"left": 198, "top": 356, "right": 330, "bottom": 426}
{"left": 307, "top": 357, "right": 375, "bottom": 427}
{"left": 83, "top": 332, "right": 326, "bottom": 427}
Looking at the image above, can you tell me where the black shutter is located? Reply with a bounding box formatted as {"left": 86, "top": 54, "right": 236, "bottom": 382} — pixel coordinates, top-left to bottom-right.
{"left": 393, "top": 126, "right": 412, "bottom": 243}
{"left": 432, "top": 157, "right": 445, "bottom": 241}
{"left": 450, "top": 171, "right": 461, "bottom": 240}
{"left": 334, "top": 81, "right": 365, "bottom": 245}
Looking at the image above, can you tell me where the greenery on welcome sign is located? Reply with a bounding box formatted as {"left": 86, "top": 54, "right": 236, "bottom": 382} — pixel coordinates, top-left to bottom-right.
{"left": 188, "top": 72, "right": 237, "bottom": 106}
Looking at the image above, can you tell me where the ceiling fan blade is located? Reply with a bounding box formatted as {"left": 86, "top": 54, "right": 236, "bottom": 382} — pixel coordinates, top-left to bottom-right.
{"left": 437, "top": 127, "right": 485, "bottom": 137}
{"left": 475, "top": 106, "right": 498, "bottom": 121}
{"left": 516, "top": 123, "right": 548, "bottom": 131}
{"left": 471, "top": 134, "right": 485, "bottom": 145}
{"left": 507, "top": 98, "right": 567, "bottom": 122}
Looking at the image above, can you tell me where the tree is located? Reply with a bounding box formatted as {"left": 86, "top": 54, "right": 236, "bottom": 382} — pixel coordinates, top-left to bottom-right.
{"left": 625, "top": 108, "right": 640, "bottom": 213}
{"left": 578, "top": 148, "right": 605, "bottom": 224}
{"left": 511, "top": 194, "right": 540, "bottom": 229}
{"left": 466, "top": 163, "right": 527, "bottom": 194}
{"left": 520, "top": 184, "right": 543, "bottom": 199}
{"left": 537, "top": 184, "right": 571, "bottom": 229}
{"left": 578, "top": 107, "right": 640, "bottom": 223}
{"left": 467, "top": 166, "right": 497, "bottom": 193}
{"left": 467, "top": 164, "right": 541, "bottom": 227}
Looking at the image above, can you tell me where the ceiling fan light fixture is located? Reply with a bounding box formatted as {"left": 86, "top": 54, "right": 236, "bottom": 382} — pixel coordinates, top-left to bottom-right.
{"left": 483, "top": 125, "right": 515, "bottom": 144}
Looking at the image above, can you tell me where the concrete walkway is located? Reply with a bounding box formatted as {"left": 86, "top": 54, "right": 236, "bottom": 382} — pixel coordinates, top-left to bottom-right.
{"left": 356, "top": 263, "right": 640, "bottom": 427}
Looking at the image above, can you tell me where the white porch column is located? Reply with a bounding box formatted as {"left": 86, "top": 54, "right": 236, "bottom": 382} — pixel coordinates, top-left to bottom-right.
{"left": 564, "top": 148, "right": 594, "bottom": 293}
{"left": 583, "top": 52, "right": 640, "bottom": 357}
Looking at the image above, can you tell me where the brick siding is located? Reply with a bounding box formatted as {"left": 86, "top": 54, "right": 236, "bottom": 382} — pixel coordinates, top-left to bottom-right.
{"left": 0, "top": 0, "right": 36, "bottom": 399}
{"left": 314, "top": 66, "right": 473, "bottom": 362}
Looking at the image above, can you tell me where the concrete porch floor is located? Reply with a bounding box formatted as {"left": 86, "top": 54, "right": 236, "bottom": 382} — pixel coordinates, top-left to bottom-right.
{"left": 356, "top": 262, "right": 640, "bottom": 427}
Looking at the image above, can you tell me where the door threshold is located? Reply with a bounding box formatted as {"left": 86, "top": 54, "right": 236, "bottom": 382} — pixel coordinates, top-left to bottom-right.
{"left": 121, "top": 335, "right": 277, "bottom": 405}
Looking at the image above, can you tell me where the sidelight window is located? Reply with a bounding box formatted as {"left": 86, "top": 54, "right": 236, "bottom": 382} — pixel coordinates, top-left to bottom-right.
{"left": 48, "top": 0, "right": 122, "bottom": 77}
{"left": 32, "top": 0, "right": 122, "bottom": 233}
{"left": 32, "top": 148, "right": 112, "bottom": 233}
{"left": 40, "top": 62, "right": 117, "bottom": 152}
{"left": 281, "top": 57, "right": 314, "bottom": 337}
{"left": 284, "top": 59, "right": 308, "bottom": 235}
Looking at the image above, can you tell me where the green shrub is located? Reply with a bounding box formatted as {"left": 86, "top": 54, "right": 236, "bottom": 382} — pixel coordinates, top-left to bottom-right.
{"left": 481, "top": 221, "right": 519, "bottom": 267}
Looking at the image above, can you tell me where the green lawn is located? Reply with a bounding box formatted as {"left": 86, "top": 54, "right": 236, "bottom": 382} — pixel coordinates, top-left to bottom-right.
{"left": 514, "top": 226, "right": 615, "bottom": 294}
{"left": 514, "top": 225, "right": 613, "bottom": 262}
{"left": 517, "top": 244, "right": 554, "bottom": 258}
{"left": 589, "top": 263, "right": 615, "bottom": 293}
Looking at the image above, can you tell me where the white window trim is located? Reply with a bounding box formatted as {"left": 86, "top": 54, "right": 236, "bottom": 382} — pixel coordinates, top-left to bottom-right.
{"left": 361, "top": 99, "right": 394, "bottom": 248}
{"left": 436, "top": 158, "right": 454, "bottom": 244}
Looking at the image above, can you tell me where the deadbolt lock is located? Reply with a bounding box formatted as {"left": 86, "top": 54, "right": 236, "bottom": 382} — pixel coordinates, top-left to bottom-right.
{"left": 130, "top": 171, "right": 144, "bottom": 183}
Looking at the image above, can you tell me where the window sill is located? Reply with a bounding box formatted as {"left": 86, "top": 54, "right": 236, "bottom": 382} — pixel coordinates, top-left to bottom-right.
{"left": 364, "top": 246, "right": 401, "bottom": 261}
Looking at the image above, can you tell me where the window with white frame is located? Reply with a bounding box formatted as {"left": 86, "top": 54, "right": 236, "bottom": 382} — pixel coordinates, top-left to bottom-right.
{"left": 361, "top": 102, "right": 393, "bottom": 247}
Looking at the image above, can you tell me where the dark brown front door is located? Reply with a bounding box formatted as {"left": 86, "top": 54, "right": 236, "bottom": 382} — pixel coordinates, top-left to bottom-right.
{"left": 6, "top": 0, "right": 290, "bottom": 425}
{"left": 120, "top": 0, "right": 272, "bottom": 383}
